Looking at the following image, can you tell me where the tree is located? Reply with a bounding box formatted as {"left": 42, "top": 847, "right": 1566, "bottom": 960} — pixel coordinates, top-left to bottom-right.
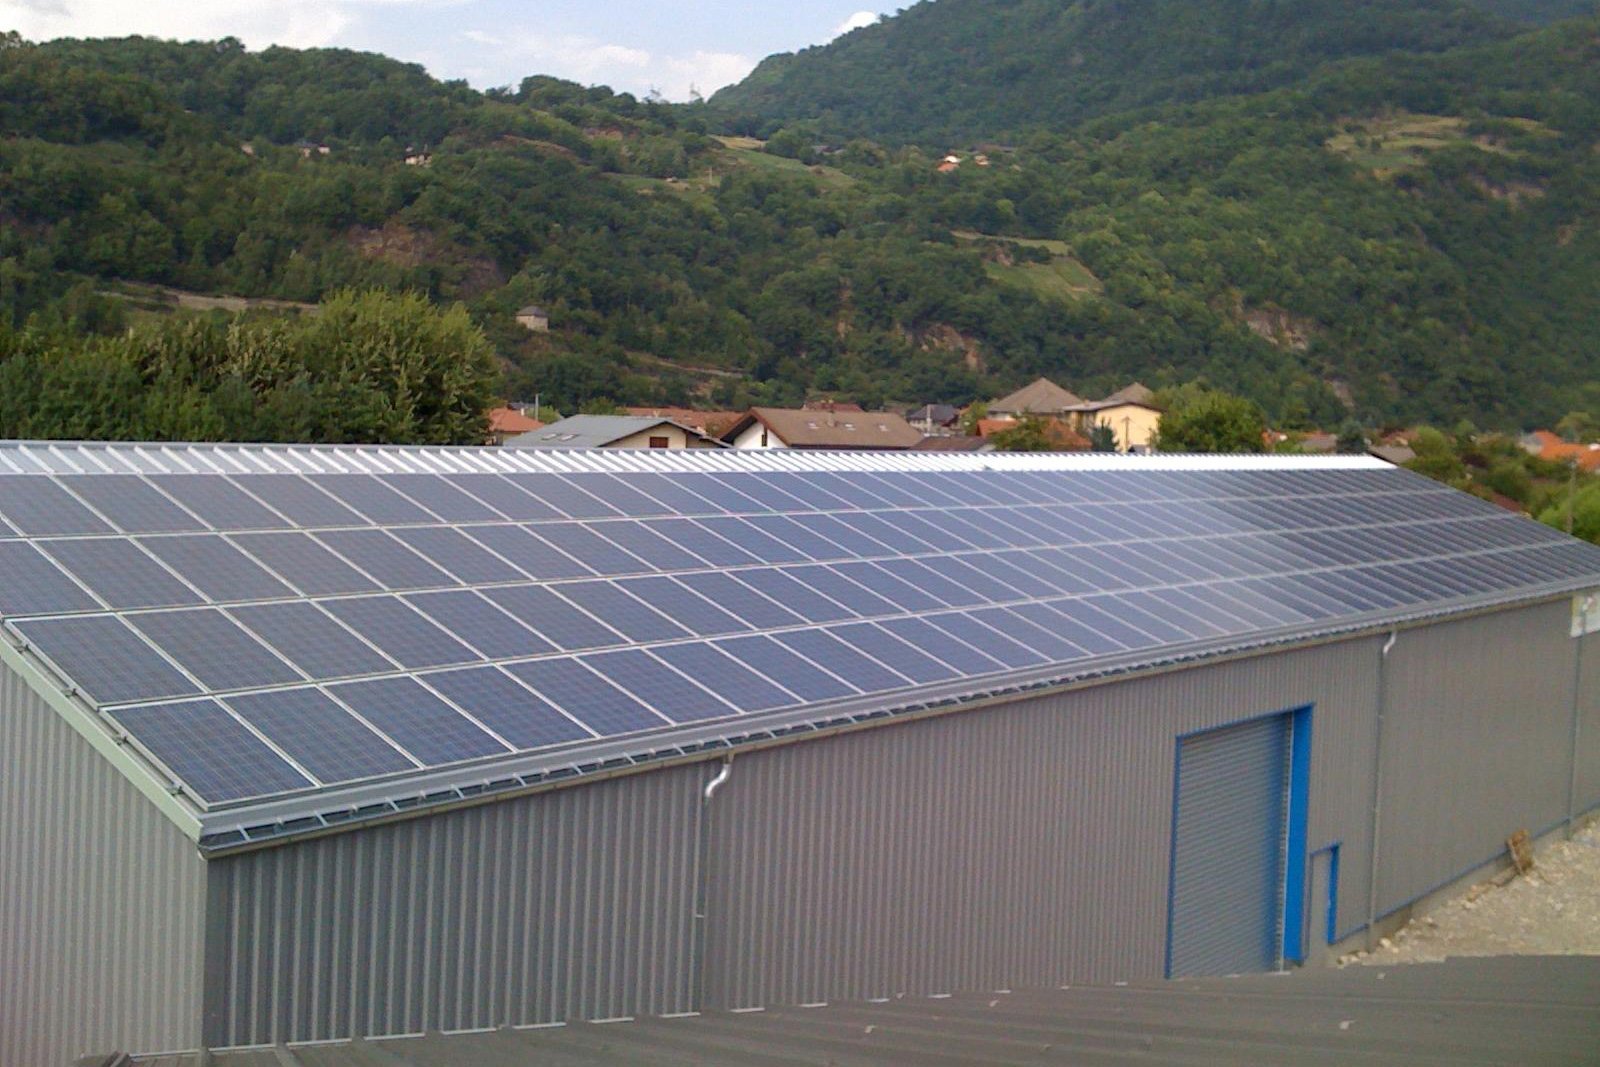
{"left": 1335, "top": 419, "right": 1367, "bottom": 455}
{"left": 1153, "top": 388, "right": 1265, "bottom": 454}
{"left": 1088, "top": 420, "right": 1118, "bottom": 452}
{"left": 987, "top": 415, "right": 1054, "bottom": 452}
{"left": 1556, "top": 411, "right": 1596, "bottom": 444}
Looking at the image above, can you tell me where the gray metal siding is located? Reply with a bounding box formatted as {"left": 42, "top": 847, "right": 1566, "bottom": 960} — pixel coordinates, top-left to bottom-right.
{"left": 1376, "top": 601, "right": 1577, "bottom": 914}
{"left": 702, "top": 636, "right": 1380, "bottom": 1009}
{"left": 195, "top": 598, "right": 1584, "bottom": 1042}
{"left": 1578, "top": 630, "right": 1600, "bottom": 816}
{"left": 0, "top": 664, "right": 207, "bottom": 1067}
{"left": 1168, "top": 714, "right": 1290, "bottom": 978}
{"left": 203, "top": 762, "right": 706, "bottom": 1048}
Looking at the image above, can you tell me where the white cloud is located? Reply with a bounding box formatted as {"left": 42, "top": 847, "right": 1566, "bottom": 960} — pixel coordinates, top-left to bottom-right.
{"left": 0, "top": 0, "right": 452, "bottom": 50}
{"left": 459, "top": 30, "right": 753, "bottom": 102}
{"left": 831, "top": 10, "right": 878, "bottom": 38}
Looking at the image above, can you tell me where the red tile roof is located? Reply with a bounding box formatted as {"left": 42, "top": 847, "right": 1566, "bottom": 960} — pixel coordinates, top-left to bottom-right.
{"left": 487, "top": 407, "right": 544, "bottom": 435}
{"left": 1528, "top": 431, "right": 1600, "bottom": 471}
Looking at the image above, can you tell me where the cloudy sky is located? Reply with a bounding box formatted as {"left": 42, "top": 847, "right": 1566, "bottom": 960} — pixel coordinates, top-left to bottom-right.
{"left": 0, "top": 1, "right": 894, "bottom": 101}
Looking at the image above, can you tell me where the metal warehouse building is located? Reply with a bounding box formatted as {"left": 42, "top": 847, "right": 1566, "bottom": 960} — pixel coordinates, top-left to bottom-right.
{"left": 2, "top": 442, "right": 1598, "bottom": 1066}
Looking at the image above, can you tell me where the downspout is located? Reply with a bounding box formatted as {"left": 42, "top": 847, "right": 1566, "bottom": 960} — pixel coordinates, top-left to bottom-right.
{"left": 691, "top": 757, "right": 733, "bottom": 1011}
{"left": 1365, "top": 630, "right": 1397, "bottom": 952}
{"left": 1569, "top": 596, "right": 1593, "bottom": 838}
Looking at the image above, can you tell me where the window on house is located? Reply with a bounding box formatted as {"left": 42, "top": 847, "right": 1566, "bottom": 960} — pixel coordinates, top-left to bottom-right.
{"left": 648, "top": 436, "right": 670, "bottom": 449}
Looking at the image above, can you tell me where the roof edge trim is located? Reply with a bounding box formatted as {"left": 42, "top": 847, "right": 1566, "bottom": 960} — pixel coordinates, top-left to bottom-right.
{"left": 0, "top": 635, "right": 205, "bottom": 842}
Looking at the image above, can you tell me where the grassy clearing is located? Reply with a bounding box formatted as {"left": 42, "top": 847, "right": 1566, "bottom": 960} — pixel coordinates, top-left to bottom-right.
{"left": 954, "top": 230, "right": 1102, "bottom": 301}
{"left": 1326, "top": 112, "right": 1551, "bottom": 178}
{"left": 709, "top": 136, "right": 856, "bottom": 188}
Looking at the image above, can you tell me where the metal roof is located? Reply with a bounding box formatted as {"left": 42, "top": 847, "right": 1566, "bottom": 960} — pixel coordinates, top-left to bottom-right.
{"left": 113, "top": 956, "right": 1600, "bottom": 1066}
{"left": 502, "top": 415, "right": 713, "bottom": 449}
{"left": 2, "top": 442, "right": 1598, "bottom": 853}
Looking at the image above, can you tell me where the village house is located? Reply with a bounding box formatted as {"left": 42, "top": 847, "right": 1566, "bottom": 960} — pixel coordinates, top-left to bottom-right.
{"left": 515, "top": 305, "right": 550, "bottom": 333}
{"left": 484, "top": 405, "right": 545, "bottom": 446}
{"left": 722, "top": 407, "right": 923, "bottom": 450}
{"left": 504, "top": 414, "right": 723, "bottom": 450}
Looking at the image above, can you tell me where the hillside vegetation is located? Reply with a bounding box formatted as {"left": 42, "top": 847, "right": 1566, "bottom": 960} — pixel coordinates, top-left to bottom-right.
{"left": 710, "top": 0, "right": 1520, "bottom": 144}
{"left": 1, "top": 8, "right": 1600, "bottom": 434}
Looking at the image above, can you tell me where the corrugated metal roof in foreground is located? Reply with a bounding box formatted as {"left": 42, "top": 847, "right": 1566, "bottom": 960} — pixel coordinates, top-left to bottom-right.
{"left": 3, "top": 442, "right": 1599, "bottom": 851}
{"left": 114, "top": 956, "right": 1600, "bottom": 1067}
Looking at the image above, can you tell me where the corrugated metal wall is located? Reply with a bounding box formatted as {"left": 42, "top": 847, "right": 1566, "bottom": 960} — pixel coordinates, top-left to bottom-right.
{"left": 203, "top": 762, "right": 707, "bottom": 1048}
{"left": 197, "top": 597, "right": 1591, "bottom": 1044}
{"left": 702, "top": 635, "right": 1382, "bottom": 1008}
{"left": 0, "top": 665, "right": 208, "bottom": 1067}
{"left": 1377, "top": 601, "right": 1578, "bottom": 913}
{"left": 1575, "top": 629, "right": 1600, "bottom": 817}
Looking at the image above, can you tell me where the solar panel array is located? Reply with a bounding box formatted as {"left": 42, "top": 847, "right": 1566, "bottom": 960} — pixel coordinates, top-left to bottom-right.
{"left": 2, "top": 444, "right": 1597, "bottom": 816}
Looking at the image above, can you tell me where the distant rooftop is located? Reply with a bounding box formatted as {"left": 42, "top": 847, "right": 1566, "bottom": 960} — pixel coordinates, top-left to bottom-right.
{"left": 503, "top": 414, "right": 713, "bottom": 449}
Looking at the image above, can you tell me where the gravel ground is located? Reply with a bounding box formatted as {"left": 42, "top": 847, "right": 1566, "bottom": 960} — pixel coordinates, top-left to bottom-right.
{"left": 1348, "top": 816, "right": 1600, "bottom": 965}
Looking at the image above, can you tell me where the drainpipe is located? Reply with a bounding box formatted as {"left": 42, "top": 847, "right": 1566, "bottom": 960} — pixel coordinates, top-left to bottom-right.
{"left": 692, "top": 757, "right": 733, "bottom": 1011}
{"left": 1569, "top": 595, "right": 1593, "bottom": 838}
{"left": 1365, "top": 630, "right": 1397, "bottom": 952}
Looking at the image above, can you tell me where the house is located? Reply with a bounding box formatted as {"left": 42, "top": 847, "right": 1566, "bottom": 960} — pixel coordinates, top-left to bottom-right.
{"left": 485, "top": 405, "right": 544, "bottom": 445}
{"left": 503, "top": 414, "right": 723, "bottom": 450}
{"left": 904, "top": 403, "right": 963, "bottom": 432}
{"left": 7, "top": 442, "right": 1600, "bottom": 1065}
{"left": 988, "top": 377, "right": 1087, "bottom": 419}
{"left": 623, "top": 406, "right": 743, "bottom": 439}
{"left": 1523, "top": 430, "right": 1600, "bottom": 472}
{"left": 515, "top": 306, "right": 550, "bottom": 333}
{"left": 722, "top": 407, "right": 923, "bottom": 450}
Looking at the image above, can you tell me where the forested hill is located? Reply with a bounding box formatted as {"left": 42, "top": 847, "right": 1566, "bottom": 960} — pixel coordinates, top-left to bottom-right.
{"left": 710, "top": 0, "right": 1529, "bottom": 143}
{"left": 2, "top": 17, "right": 1600, "bottom": 436}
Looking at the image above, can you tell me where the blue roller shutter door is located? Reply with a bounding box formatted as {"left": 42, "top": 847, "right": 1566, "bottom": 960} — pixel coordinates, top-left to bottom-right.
{"left": 1167, "top": 713, "right": 1291, "bottom": 978}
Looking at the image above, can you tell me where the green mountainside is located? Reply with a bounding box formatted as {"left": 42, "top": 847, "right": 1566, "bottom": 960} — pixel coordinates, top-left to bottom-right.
{"left": 1, "top": 11, "right": 1600, "bottom": 435}
{"left": 710, "top": 0, "right": 1520, "bottom": 144}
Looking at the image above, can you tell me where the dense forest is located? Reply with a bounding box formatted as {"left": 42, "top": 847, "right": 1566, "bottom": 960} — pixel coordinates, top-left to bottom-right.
{"left": 1, "top": 1, "right": 1600, "bottom": 438}
{"left": 710, "top": 0, "right": 1517, "bottom": 144}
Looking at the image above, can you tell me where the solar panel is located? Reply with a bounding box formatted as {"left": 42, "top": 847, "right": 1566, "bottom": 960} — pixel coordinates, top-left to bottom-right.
{"left": 771, "top": 630, "right": 912, "bottom": 693}
{"left": 0, "top": 541, "right": 99, "bottom": 616}
{"left": 128, "top": 608, "right": 303, "bottom": 690}
{"left": 139, "top": 535, "right": 296, "bottom": 602}
{"left": 229, "top": 601, "right": 395, "bottom": 679}
{"left": 503, "top": 473, "right": 618, "bottom": 518}
{"left": 463, "top": 525, "right": 593, "bottom": 579}
{"left": 551, "top": 581, "right": 690, "bottom": 643}
{"left": 481, "top": 584, "right": 626, "bottom": 650}
{"left": 39, "top": 539, "right": 204, "bottom": 610}
{"left": 315, "top": 529, "right": 457, "bottom": 590}
{"left": 15, "top": 615, "right": 200, "bottom": 704}
{"left": 585, "top": 648, "right": 735, "bottom": 722}
{"left": 57, "top": 475, "right": 203, "bottom": 534}
{"left": 307, "top": 475, "right": 436, "bottom": 524}
{"left": 320, "top": 596, "right": 480, "bottom": 669}
{"left": 379, "top": 475, "right": 503, "bottom": 522}
{"left": 421, "top": 667, "right": 592, "bottom": 749}
{"left": 390, "top": 526, "right": 526, "bottom": 584}
{"left": 0, "top": 476, "right": 113, "bottom": 535}
{"left": 231, "top": 532, "right": 382, "bottom": 596}
{"left": 405, "top": 590, "right": 555, "bottom": 659}
{"left": 243, "top": 476, "right": 368, "bottom": 527}
{"left": 109, "top": 699, "right": 311, "bottom": 803}
{"left": 505, "top": 658, "right": 669, "bottom": 735}
{"left": 651, "top": 642, "right": 797, "bottom": 711}
{"left": 329, "top": 676, "right": 509, "bottom": 764}
{"left": 149, "top": 475, "right": 290, "bottom": 530}
{"left": 7, "top": 445, "right": 1598, "bottom": 819}
{"left": 227, "top": 687, "right": 417, "bottom": 784}
{"left": 528, "top": 523, "right": 647, "bottom": 576}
